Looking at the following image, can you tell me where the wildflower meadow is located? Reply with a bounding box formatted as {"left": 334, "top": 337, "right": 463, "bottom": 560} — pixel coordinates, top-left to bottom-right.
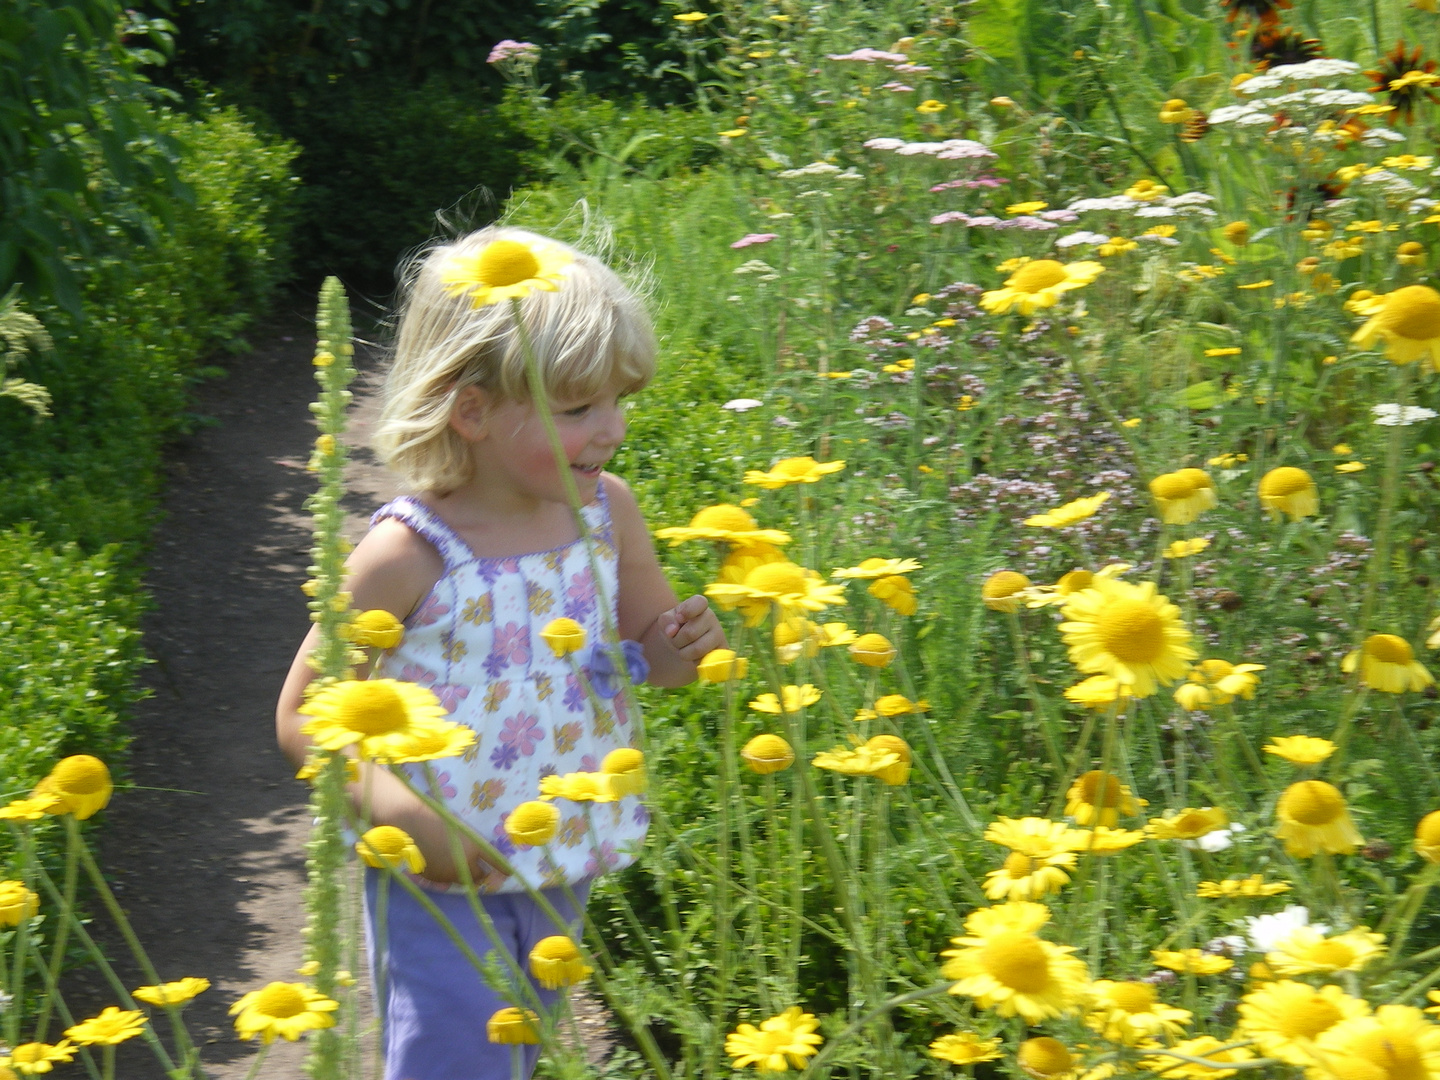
{"left": 9, "top": 0, "right": 1440, "bottom": 1078}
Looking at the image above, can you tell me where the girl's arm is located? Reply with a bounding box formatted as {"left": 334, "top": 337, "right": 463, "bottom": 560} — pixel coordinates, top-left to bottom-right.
{"left": 275, "top": 518, "right": 488, "bottom": 885}
{"left": 605, "top": 474, "right": 727, "bottom": 686}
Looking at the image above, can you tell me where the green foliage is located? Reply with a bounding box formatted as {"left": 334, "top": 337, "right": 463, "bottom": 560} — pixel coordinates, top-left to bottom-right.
{"left": 0, "top": 0, "right": 186, "bottom": 311}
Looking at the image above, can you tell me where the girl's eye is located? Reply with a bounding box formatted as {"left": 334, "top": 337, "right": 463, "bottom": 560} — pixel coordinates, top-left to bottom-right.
{"left": 562, "top": 405, "right": 590, "bottom": 417}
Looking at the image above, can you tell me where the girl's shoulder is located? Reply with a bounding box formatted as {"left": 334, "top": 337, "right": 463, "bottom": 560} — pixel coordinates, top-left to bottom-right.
{"left": 346, "top": 511, "right": 446, "bottom": 623}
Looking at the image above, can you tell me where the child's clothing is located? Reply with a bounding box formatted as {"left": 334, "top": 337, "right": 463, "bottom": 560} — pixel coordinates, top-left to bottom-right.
{"left": 364, "top": 869, "right": 589, "bottom": 1080}
{"left": 369, "top": 487, "right": 650, "bottom": 893}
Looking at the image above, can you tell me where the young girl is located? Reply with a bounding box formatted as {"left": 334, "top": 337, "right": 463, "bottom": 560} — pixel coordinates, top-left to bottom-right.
{"left": 275, "top": 226, "right": 725, "bottom": 1080}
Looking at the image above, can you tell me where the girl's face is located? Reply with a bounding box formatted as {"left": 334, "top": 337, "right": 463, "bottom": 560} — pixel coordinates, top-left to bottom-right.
{"left": 477, "top": 378, "right": 629, "bottom": 508}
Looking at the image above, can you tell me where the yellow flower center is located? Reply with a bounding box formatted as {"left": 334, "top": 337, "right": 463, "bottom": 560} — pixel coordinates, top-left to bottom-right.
{"left": 746, "top": 562, "right": 808, "bottom": 596}
{"left": 1278, "top": 995, "right": 1343, "bottom": 1039}
{"left": 983, "top": 570, "right": 1030, "bottom": 599}
{"left": 50, "top": 756, "right": 108, "bottom": 796}
{"left": 1108, "top": 981, "right": 1156, "bottom": 1013}
{"left": 1077, "top": 770, "right": 1127, "bottom": 808}
{"left": 363, "top": 826, "right": 411, "bottom": 860}
{"left": 508, "top": 801, "right": 559, "bottom": 834}
{"left": 1384, "top": 285, "right": 1440, "bottom": 341}
{"left": 1347, "top": 1027, "right": 1425, "bottom": 1080}
{"left": 1308, "top": 940, "right": 1358, "bottom": 968}
{"left": 1283, "top": 780, "right": 1345, "bottom": 826}
{"left": 1008, "top": 260, "right": 1068, "bottom": 293}
{"left": 602, "top": 748, "right": 644, "bottom": 774}
{"left": 335, "top": 683, "right": 408, "bottom": 736}
{"left": 1261, "top": 467, "right": 1313, "bottom": 498}
{"left": 1366, "top": 634, "right": 1415, "bottom": 664}
{"left": 1004, "top": 852, "right": 1036, "bottom": 876}
{"left": 691, "top": 504, "right": 757, "bottom": 532}
{"left": 980, "top": 931, "right": 1050, "bottom": 992}
{"left": 532, "top": 936, "right": 580, "bottom": 961}
{"left": 1018, "top": 1037, "right": 1073, "bottom": 1077}
{"left": 745, "top": 734, "right": 792, "bottom": 761}
{"left": 1399, "top": 242, "right": 1425, "bottom": 257}
{"left": 1096, "top": 598, "right": 1166, "bottom": 663}
{"left": 1151, "top": 472, "right": 1197, "bottom": 500}
{"left": 254, "top": 984, "right": 308, "bottom": 1019}
{"left": 1417, "top": 811, "right": 1440, "bottom": 847}
{"left": 476, "top": 240, "right": 541, "bottom": 287}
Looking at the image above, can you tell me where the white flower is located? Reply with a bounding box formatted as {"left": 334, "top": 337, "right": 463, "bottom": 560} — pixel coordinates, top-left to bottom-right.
{"left": 733, "top": 259, "right": 777, "bottom": 275}
{"left": 1055, "top": 231, "right": 1112, "bottom": 249}
{"left": 778, "top": 161, "right": 842, "bottom": 178}
{"left": 1068, "top": 196, "right": 1140, "bottom": 212}
{"left": 1190, "top": 822, "right": 1246, "bottom": 852}
{"left": 1245, "top": 906, "right": 1327, "bottom": 953}
{"left": 1209, "top": 105, "right": 1262, "bottom": 125}
{"left": 1373, "top": 404, "right": 1439, "bottom": 427}
{"left": 863, "top": 137, "right": 905, "bottom": 150}
{"left": 1166, "top": 192, "right": 1215, "bottom": 206}
{"left": 723, "top": 398, "right": 764, "bottom": 412}
{"left": 836, "top": 168, "right": 864, "bottom": 181}
{"left": 1133, "top": 205, "right": 1177, "bottom": 218}
{"left": 1363, "top": 128, "right": 1407, "bottom": 145}
{"left": 935, "top": 139, "right": 997, "bottom": 160}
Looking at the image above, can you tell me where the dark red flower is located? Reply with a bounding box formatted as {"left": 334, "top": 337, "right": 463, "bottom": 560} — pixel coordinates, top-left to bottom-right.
{"left": 1249, "top": 27, "right": 1322, "bottom": 69}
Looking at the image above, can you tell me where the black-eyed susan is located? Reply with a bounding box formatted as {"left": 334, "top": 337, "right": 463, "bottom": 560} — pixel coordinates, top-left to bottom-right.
{"left": 706, "top": 561, "right": 847, "bottom": 626}
{"left": 848, "top": 633, "right": 897, "bottom": 667}
{"left": 725, "top": 1007, "right": 823, "bottom": 1071}
{"left": 487, "top": 1007, "right": 541, "bottom": 1045}
{"left": 0, "top": 881, "right": 38, "bottom": 926}
{"left": 1059, "top": 578, "right": 1195, "bottom": 697}
{"left": 229, "top": 982, "right": 338, "bottom": 1044}
{"left": 1418, "top": 811, "right": 1440, "bottom": 863}
{"left": 1065, "top": 771, "right": 1143, "bottom": 827}
{"left": 33, "top": 755, "right": 112, "bottom": 820}
{"left": 1237, "top": 980, "right": 1370, "bottom": 1065}
{"left": 1312, "top": 1005, "right": 1440, "bottom": 1080}
{"left": 750, "top": 684, "right": 822, "bottom": 714}
{"left": 1265, "top": 734, "right": 1336, "bottom": 764}
{"left": 1139, "top": 1035, "right": 1253, "bottom": 1079}
{"left": 1148, "top": 807, "right": 1229, "bottom": 841}
{"left": 440, "top": 236, "right": 572, "bottom": 307}
{"left": 697, "top": 648, "right": 750, "bottom": 682}
{"left": 741, "top": 734, "right": 794, "bottom": 774}
{"left": 1276, "top": 780, "right": 1362, "bottom": 857}
{"left": 505, "top": 801, "right": 562, "bottom": 846}
{"left": 869, "top": 574, "right": 917, "bottom": 615}
{"left": 1267, "top": 926, "right": 1385, "bottom": 975}
{"left": 1017, "top": 1037, "right": 1077, "bottom": 1079}
{"left": 1149, "top": 469, "right": 1218, "bottom": 524}
{"left": 1024, "top": 493, "right": 1110, "bottom": 528}
{"left": 529, "top": 936, "right": 592, "bottom": 989}
{"left": 655, "top": 504, "right": 792, "bottom": 549}
{"left": 743, "top": 457, "right": 846, "bottom": 488}
{"left": 539, "top": 617, "right": 587, "bottom": 657}
{"left": 928, "top": 1032, "right": 1002, "bottom": 1065}
{"left": 831, "top": 556, "right": 923, "bottom": 579}
{"left": 1258, "top": 466, "right": 1319, "bottom": 520}
{"left": 299, "top": 679, "right": 462, "bottom": 762}
{"left": 983, "top": 850, "right": 1076, "bottom": 901}
{"left": 132, "top": 978, "right": 211, "bottom": 1008}
{"left": 539, "top": 771, "right": 618, "bottom": 803}
{"left": 1086, "top": 980, "right": 1192, "bottom": 1045}
{"left": 356, "top": 826, "right": 427, "bottom": 874}
{"left": 982, "top": 570, "right": 1031, "bottom": 613}
{"left": 941, "top": 923, "right": 1089, "bottom": 1022}
{"left": 1352, "top": 284, "right": 1440, "bottom": 366}
{"left": 0, "top": 1042, "right": 75, "bottom": 1074}
{"left": 1342, "top": 634, "right": 1434, "bottom": 692}
{"left": 1151, "top": 949, "right": 1234, "bottom": 975}
{"left": 980, "top": 259, "right": 1105, "bottom": 316}
{"left": 1196, "top": 875, "right": 1291, "bottom": 898}
{"left": 65, "top": 1007, "right": 146, "bottom": 1046}
{"left": 601, "top": 748, "right": 646, "bottom": 796}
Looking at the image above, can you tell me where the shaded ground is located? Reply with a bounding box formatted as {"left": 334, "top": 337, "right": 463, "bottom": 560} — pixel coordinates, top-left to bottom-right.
{"left": 61, "top": 306, "right": 613, "bottom": 1077}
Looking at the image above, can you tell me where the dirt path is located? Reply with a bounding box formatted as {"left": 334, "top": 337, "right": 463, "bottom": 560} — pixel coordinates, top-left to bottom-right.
{"left": 63, "top": 304, "right": 397, "bottom": 1079}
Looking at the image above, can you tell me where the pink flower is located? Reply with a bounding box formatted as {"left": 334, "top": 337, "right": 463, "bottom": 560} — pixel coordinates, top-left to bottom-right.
{"left": 731, "top": 233, "right": 779, "bottom": 249}
{"left": 487, "top": 39, "right": 539, "bottom": 64}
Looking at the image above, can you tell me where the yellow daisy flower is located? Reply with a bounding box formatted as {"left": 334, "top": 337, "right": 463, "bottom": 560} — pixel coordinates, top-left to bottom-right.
{"left": 1151, "top": 949, "right": 1234, "bottom": 975}
{"left": 1062, "top": 676, "right": 1133, "bottom": 710}
{"left": 1159, "top": 98, "right": 1193, "bottom": 124}
{"left": 601, "top": 747, "right": 646, "bottom": 796}
{"left": 1065, "top": 771, "right": 1143, "bottom": 827}
{"left": 1351, "top": 285, "right": 1440, "bottom": 366}
{"left": 132, "top": 977, "right": 211, "bottom": 1008}
{"left": 229, "top": 982, "right": 338, "bottom": 1044}
{"left": 874, "top": 694, "right": 927, "bottom": 716}
{"left": 1139, "top": 1035, "right": 1252, "bottom": 1078}
{"left": 0, "top": 881, "right": 38, "bottom": 927}
{"left": 487, "top": 1007, "right": 541, "bottom": 1045}
{"left": 962, "top": 900, "right": 1054, "bottom": 938}
{"left": 741, "top": 734, "right": 794, "bottom": 775}
{"left": 1311, "top": 1005, "right": 1440, "bottom": 1080}
{"left": 985, "top": 817, "right": 1085, "bottom": 857}
{"left": 1068, "top": 826, "right": 1147, "bottom": 853}
{"left": 1125, "top": 179, "right": 1168, "bottom": 201}
{"left": 1196, "top": 875, "right": 1291, "bottom": 898}
{"left": 869, "top": 573, "right": 918, "bottom": 615}
{"left": 848, "top": 633, "right": 897, "bottom": 667}
{"left": 1342, "top": 634, "right": 1434, "bottom": 693}
{"left": 1086, "top": 980, "right": 1192, "bottom": 1045}
{"left": 539, "top": 617, "right": 587, "bottom": 657}
{"left": 812, "top": 741, "right": 905, "bottom": 783}
{"left": 378, "top": 722, "right": 480, "bottom": 764}
{"left": 346, "top": 609, "right": 404, "bottom": 649}
{"left": 865, "top": 734, "right": 912, "bottom": 785}
{"left": 1258, "top": 466, "right": 1319, "bottom": 520}
{"left": 1017, "top": 1037, "right": 1077, "bottom": 1079}
{"left": 356, "top": 826, "right": 427, "bottom": 875}
{"left": 1024, "top": 564, "right": 1132, "bottom": 609}
{"left": 697, "top": 648, "right": 750, "bottom": 682}
{"left": 539, "top": 771, "right": 618, "bottom": 803}
{"left": 1265, "top": 735, "right": 1336, "bottom": 765}
{"left": 1025, "top": 493, "right": 1111, "bottom": 528}
{"left": 1149, "top": 469, "right": 1218, "bottom": 525}
{"left": 1275, "top": 780, "right": 1363, "bottom": 857}
{"left": 32, "top": 755, "right": 112, "bottom": 820}
{"left": 1237, "top": 980, "right": 1370, "bottom": 1065}
{"left": 980, "top": 259, "right": 1105, "bottom": 316}
{"left": 1007, "top": 201, "right": 1050, "bottom": 215}
{"left": 831, "top": 556, "right": 923, "bottom": 579}
{"left": 750, "top": 684, "right": 822, "bottom": 714}
{"left": 529, "top": 936, "right": 593, "bottom": 989}
{"left": 982, "top": 570, "right": 1031, "bottom": 612}
{"left": 941, "top": 926, "right": 1089, "bottom": 1022}
{"left": 298, "top": 679, "right": 465, "bottom": 762}
{"left": 1164, "top": 538, "right": 1211, "bottom": 559}
{"left": 439, "top": 236, "right": 573, "bottom": 308}
{"left": 1147, "top": 807, "right": 1228, "bottom": 841}
{"left": 1173, "top": 659, "right": 1265, "bottom": 710}
{"left": 655, "top": 504, "right": 792, "bottom": 548}
{"left": 505, "top": 801, "right": 562, "bottom": 846}
{"left": 0, "top": 795, "right": 61, "bottom": 822}
{"left": 65, "top": 1007, "right": 146, "bottom": 1046}
{"left": 1059, "top": 578, "right": 1196, "bottom": 696}
{"left": 928, "top": 1032, "right": 1003, "bottom": 1065}
{"left": 725, "top": 1007, "right": 823, "bottom": 1071}
{"left": 1267, "top": 927, "right": 1385, "bottom": 975}
{"left": 1417, "top": 811, "right": 1440, "bottom": 863}
{"left": 0, "top": 1041, "right": 75, "bottom": 1074}
{"left": 983, "top": 850, "right": 1076, "bottom": 900}
{"left": 706, "top": 561, "right": 848, "bottom": 626}
{"left": 743, "top": 457, "right": 846, "bottom": 488}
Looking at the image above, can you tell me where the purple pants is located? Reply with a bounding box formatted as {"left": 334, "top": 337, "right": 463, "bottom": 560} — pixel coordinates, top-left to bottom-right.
{"left": 364, "top": 869, "right": 591, "bottom": 1080}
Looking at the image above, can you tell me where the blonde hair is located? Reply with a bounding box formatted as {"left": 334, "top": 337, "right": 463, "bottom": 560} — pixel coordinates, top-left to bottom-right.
{"left": 374, "top": 226, "right": 657, "bottom": 493}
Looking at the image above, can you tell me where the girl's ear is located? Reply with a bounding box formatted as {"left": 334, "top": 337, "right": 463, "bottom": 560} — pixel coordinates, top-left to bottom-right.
{"left": 450, "top": 384, "right": 492, "bottom": 442}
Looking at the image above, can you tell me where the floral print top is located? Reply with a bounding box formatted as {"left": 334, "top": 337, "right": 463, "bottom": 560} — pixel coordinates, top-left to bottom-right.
{"left": 370, "top": 488, "right": 648, "bottom": 894}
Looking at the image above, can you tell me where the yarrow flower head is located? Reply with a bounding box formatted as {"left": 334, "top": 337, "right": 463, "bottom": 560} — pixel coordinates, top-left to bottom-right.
{"left": 1373, "top": 403, "right": 1438, "bottom": 426}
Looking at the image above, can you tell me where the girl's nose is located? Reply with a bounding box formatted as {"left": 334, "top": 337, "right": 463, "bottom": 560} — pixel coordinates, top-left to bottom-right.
{"left": 597, "top": 404, "right": 626, "bottom": 446}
